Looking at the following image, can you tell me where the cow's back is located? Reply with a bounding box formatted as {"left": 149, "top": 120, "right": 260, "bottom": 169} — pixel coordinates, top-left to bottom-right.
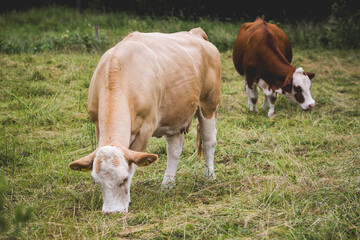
{"left": 138, "top": 30, "right": 221, "bottom": 130}
{"left": 233, "top": 18, "right": 292, "bottom": 76}
{"left": 88, "top": 30, "right": 221, "bottom": 138}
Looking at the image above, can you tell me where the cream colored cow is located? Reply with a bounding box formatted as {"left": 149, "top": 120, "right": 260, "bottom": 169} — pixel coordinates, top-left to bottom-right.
{"left": 69, "top": 28, "right": 221, "bottom": 213}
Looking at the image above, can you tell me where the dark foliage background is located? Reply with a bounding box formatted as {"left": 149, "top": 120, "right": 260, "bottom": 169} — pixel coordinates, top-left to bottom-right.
{"left": 1, "top": 0, "right": 359, "bottom": 50}
{"left": 3, "top": 0, "right": 359, "bottom": 22}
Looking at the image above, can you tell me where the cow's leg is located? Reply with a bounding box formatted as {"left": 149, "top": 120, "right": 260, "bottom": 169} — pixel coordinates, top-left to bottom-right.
{"left": 246, "top": 84, "right": 258, "bottom": 112}
{"left": 161, "top": 133, "right": 184, "bottom": 188}
{"left": 197, "top": 110, "right": 217, "bottom": 180}
{"left": 244, "top": 67, "right": 258, "bottom": 112}
{"left": 267, "top": 92, "right": 277, "bottom": 117}
{"left": 263, "top": 94, "right": 269, "bottom": 110}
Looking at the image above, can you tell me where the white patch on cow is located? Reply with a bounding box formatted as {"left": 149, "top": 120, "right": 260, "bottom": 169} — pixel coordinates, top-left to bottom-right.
{"left": 161, "top": 133, "right": 184, "bottom": 189}
{"left": 246, "top": 84, "right": 258, "bottom": 112}
{"left": 258, "top": 79, "right": 273, "bottom": 96}
{"left": 91, "top": 146, "right": 133, "bottom": 213}
{"left": 268, "top": 101, "right": 275, "bottom": 117}
{"left": 257, "top": 79, "right": 277, "bottom": 117}
{"left": 198, "top": 112, "right": 217, "bottom": 180}
{"left": 284, "top": 67, "right": 315, "bottom": 110}
{"left": 275, "top": 88, "right": 283, "bottom": 94}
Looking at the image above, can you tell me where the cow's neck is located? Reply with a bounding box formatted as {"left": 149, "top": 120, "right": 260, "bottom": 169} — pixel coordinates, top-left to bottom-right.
{"left": 98, "top": 89, "right": 131, "bottom": 148}
{"left": 264, "top": 60, "right": 295, "bottom": 89}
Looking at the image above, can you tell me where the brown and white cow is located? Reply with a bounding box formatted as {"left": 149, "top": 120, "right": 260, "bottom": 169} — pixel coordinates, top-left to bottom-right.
{"left": 233, "top": 18, "right": 315, "bottom": 117}
{"left": 68, "top": 28, "right": 221, "bottom": 213}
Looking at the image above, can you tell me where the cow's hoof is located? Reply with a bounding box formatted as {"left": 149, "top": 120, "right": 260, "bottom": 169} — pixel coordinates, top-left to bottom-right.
{"left": 161, "top": 180, "right": 175, "bottom": 190}
{"left": 204, "top": 172, "right": 217, "bottom": 181}
{"left": 249, "top": 107, "right": 258, "bottom": 113}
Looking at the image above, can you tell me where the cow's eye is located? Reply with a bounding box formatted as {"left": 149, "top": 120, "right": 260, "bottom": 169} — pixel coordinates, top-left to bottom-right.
{"left": 294, "top": 86, "right": 302, "bottom": 92}
{"left": 118, "top": 178, "right": 128, "bottom": 186}
{"left": 295, "top": 92, "right": 305, "bottom": 103}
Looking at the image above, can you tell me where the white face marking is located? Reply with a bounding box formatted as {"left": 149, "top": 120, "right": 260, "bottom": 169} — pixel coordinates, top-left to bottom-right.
{"left": 284, "top": 67, "right": 315, "bottom": 110}
{"left": 91, "top": 146, "right": 132, "bottom": 213}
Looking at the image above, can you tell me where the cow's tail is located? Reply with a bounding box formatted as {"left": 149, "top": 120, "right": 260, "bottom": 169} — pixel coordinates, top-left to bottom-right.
{"left": 196, "top": 109, "right": 204, "bottom": 158}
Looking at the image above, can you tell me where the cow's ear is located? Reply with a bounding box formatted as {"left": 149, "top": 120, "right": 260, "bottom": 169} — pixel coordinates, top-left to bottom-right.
{"left": 121, "top": 147, "right": 158, "bottom": 167}
{"left": 118, "top": 146, "right": 158, "bottom": 167}
{"left": 305, "top": 72, "right": 315, "bottom": 80}
{"left": 131, "top": 152, "right": 158, "bottom": 167}
{"left": 69, "top": 150, "right": 97, "bottom": 171}
{"left": 282, "top": 72, "right": 293, "bottom": 93}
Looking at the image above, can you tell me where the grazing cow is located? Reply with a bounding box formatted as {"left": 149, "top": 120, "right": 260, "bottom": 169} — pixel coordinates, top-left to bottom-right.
{"left": 68, "top": 28, "right": 221, "bottom": 213}
{"left": 233, "top": 18, "right": 315, "bottom": 117}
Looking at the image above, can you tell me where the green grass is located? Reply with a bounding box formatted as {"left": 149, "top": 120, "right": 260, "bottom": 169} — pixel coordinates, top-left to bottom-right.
{"left": 1, "top": 8, "right": 360, "bottom": 240}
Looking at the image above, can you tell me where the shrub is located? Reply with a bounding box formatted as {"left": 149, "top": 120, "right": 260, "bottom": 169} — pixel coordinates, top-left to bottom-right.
{"left": 325, "top": 0, "right": 360, "bottom": 48}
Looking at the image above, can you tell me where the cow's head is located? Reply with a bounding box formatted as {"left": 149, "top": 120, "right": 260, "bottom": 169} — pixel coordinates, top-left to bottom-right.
{"left": 69, "top": 145, "right": 158, "bottom": 213}
{"left": 282, "top": 67, "right": 315, "bottom": 110}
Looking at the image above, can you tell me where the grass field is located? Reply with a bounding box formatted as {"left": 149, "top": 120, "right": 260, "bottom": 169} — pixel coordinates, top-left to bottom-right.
{"left": 1, "top": 8, "right": 360, "bottom": 240}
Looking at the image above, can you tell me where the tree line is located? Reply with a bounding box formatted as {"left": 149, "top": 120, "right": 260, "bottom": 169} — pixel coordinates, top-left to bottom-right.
{"left": 3, "top": 0, "right": 359, "bottom": 23}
